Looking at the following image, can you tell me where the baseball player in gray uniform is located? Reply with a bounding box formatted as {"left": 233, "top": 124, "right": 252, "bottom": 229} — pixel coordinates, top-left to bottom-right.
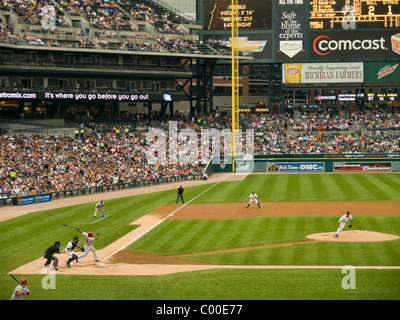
{"left": 77, "top": 228, "right": 100, "bottom": 261}
{"left": 10, "top": 278, "right": 30, "bottom": 300}
{"left": 94, "top": 200, "right": 105, "bottom": 218}
{"left": 334, "top": 211, "right": 353, "bottom": 238}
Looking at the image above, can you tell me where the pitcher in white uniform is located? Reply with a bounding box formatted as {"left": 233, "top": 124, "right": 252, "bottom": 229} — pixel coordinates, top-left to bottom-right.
{"left": 77, "top": 229, "right": 100, "bottom": 261}
{"left": 334, "top": 211, "right": 353, "bottom": 238}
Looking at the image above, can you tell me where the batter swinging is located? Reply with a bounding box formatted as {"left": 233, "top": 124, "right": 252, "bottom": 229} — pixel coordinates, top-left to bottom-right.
{"left": 77, "top": 228, "right": 100, "bottom": 261}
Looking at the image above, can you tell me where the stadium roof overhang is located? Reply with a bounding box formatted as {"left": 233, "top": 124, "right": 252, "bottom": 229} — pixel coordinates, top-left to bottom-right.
{"left": 0, "top": 43, "right": 253, "bottom": 61}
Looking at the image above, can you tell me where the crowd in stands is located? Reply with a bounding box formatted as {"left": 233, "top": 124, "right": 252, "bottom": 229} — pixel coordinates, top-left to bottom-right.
{"left": 0, "top": 129, "right": 203, "bottom": 198}
{"left": 292, "top": 114, "right": 352, "bottom": 132}
{"left": 0, "top": 24, "right": 19, "bottom": 45}
{"left": 362, "top": 132, "right": 400, "bottom": 153}
{"left": 0, "top": 0, "right": 232, "bottom": 55}
{"left": 1, "top": 110, "right": 399, "bottom": 198}
{"left": 83, "top": 0, "right": 129, "bottom": 30}
{"left": 286, "top": 133, "right": 362, "bottom": 154}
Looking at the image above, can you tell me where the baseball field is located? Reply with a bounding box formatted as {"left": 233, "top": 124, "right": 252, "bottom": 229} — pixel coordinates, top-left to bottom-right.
{"left": 1, "top": 172, "right": 400, "bottom": 302}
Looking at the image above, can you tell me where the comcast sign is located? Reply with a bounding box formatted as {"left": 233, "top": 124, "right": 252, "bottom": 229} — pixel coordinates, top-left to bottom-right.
{"left": 310, "top": 30, "right": 400, "bottom": 59}
{"left": 313, "top": 35, "right": 386, "bottom": 56}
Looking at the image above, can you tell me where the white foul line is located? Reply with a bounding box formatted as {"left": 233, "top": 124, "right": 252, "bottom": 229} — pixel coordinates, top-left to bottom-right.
{"left": 103, "top": 173, "right": 233, "bottom": 261}
{"left": 92, "top": 216, "right": 108, "bottom": 224}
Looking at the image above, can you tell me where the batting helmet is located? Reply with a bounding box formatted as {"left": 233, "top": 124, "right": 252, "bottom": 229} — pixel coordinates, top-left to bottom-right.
{"left": 21, "top": 278, "right": 27, "bottom": 285}
{"left": 88, "top": 232, "right": 94, "bottom": 237}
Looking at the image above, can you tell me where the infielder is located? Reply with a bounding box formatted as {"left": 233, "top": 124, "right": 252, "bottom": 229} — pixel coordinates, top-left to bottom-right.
{"left": 94, "top": 200, "right": 104, "bottom": 218}
{"left": 10, "top": 278, "right": 30, "bottom": 300}
{"left": 77, "top": 229, "right": 100, "bottom": 261}
{"left": 61, "top": 236, "right": 84, "bottom": 268}
{"left": 334, "top": 211, "right": 353, "bottom": 238}
{"left": 247, "top": 192, "right": 261, "bottom": 208}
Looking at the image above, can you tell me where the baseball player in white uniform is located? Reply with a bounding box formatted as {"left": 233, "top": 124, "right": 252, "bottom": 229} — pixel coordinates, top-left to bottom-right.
{"left": 247, "top": 192, "right": 261, "bottom": 208}
{"left": 334, "top": 211, "right": 353, "bottom": 238}
{"left": 77, "top": 229, "right": 100, "bottom": 261}
{"left": 94, "top": 200, "right": 104, "bottom": 218}
{"left": 61, "top": 236, "right": 84, "bottom": 268}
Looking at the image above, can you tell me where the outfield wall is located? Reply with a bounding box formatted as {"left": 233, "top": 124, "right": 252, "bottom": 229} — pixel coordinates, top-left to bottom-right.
{"left": 212, "top": 154, "right": 400, "bottom": 173}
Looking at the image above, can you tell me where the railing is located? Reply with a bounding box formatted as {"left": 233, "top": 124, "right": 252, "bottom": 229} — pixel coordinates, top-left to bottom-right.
{"left": 0, "top": 174, "right": 202, "bottom": 207}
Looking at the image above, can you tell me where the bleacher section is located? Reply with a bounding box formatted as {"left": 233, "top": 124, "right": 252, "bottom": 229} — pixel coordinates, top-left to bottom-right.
{"left": 0, "top": 0, "right": 231, "bottom": 56}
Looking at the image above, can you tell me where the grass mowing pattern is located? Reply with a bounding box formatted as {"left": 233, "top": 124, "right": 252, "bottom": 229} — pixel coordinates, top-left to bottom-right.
{"left": 0, "top": 172, "right": 399, "bottom": 300}
{"left": 191, "top": 173, "right": 400, "bottom": 203}
{"left": 1, "top": 269, "right": 399, "bottom": 300}
{"left": 128, "top": 216, "right": 400, "bottom": 266}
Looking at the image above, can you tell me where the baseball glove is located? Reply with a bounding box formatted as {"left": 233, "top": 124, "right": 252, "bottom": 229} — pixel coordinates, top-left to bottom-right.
{"left": 348, "top": 224, "right": 353, "bottom": 228}
{"left": 79, "top": 246, "right": 85, "bottom": 252}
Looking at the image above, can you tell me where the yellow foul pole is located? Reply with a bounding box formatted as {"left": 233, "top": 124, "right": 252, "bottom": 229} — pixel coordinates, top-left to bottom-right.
{"left": 231, "top": 0, "right": 239, "bottom": 172}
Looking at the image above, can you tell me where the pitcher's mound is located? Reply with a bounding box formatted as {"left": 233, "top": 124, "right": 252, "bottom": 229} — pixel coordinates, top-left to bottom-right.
{"left": 307, "top": 230, "right": 400, "bottom": 242}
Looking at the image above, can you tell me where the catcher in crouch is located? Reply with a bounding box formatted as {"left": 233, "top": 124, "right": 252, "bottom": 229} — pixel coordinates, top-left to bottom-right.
{"left": 61, "top": 236, "right": 85, "bottom": 268}
{"left": 77, "top": 229, "right": 100, "bottom": 261}
{"left": 334, "top": 211, "right": 353, "bottom": 238}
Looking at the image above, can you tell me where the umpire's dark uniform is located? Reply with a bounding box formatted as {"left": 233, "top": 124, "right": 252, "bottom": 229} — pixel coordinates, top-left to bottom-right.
{"left": 176, "top": 186, "right": 184, "bottom": 204}
{"left": 43, "top": 241, "right": 61, "bottom": 270}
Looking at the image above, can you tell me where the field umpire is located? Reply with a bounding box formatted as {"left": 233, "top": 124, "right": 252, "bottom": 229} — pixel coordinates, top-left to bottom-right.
{"left": 176, "top": 186, "right": 185, "bottom": 204}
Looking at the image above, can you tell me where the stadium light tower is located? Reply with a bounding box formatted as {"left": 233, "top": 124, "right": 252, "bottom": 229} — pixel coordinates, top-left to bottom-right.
{"left": 231, "top": 0, "right": 239, "bottom": 172}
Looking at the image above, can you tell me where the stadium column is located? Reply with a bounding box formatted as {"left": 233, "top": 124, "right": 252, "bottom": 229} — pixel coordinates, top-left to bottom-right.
{"left": 161, "top": 101, "right": 167, "bottom": 117}
{"left": 148, "top": 101, "right": 152, "bottom": 117}
{"left": 114, "top": 100, "right": 119, "bottom": 117}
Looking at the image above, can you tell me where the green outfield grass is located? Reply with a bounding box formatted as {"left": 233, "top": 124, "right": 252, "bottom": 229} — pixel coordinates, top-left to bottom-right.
{"left": 127, "top": 216, "right": 400, "bottom": 267}
{"left": 0, "top": 173, "right": 399, "bottom": 300}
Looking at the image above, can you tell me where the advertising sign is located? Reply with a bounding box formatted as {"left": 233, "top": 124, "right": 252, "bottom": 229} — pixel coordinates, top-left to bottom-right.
{"left": 364, "top": 62, "right": 400, "bottom": 83}
{"left": 333, "top": 162, "right": 392, "bottom": 172}
{"left": 204, "top": 33, "right": 273, "bottom": 60}
{"left": 282, "top": 62, "right": 364, "bottom": 84}
{"left": 310, "top": 30, "right": 400, "bottom": 60}
{"left": 266, "top": 162, "right": 325, "bottom": 172}
{"left": 277, "top": 10, "right": 306, "bottom": 59}
{"left": 17, "top": 194, "right": 51, "bottom": 206}
{"left": 0, "top": 91, "right": 186, "bottom": 102}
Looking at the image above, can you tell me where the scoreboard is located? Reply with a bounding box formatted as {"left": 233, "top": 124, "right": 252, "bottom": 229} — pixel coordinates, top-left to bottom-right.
{"left": 203, "top": 0, "right": 272, "bottom": 30}
{"left": 366, "top": 92, "right": 399, "bottom": 101}
{"left": 316, "top": 92, "right": 399, "bottom": 102}
{"left": 310, "top": 0, "right": 400, "bottom": 29}
{"left": 201, "top": 1, "right": 400, "bottom": 63}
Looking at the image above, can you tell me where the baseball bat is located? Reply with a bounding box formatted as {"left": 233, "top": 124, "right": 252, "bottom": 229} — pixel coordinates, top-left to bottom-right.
{"left": 9, "top": 274, "right": 21, "bottom": 285}
{"left": 62, "top": 224, "right": 79, "bottom": 230}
